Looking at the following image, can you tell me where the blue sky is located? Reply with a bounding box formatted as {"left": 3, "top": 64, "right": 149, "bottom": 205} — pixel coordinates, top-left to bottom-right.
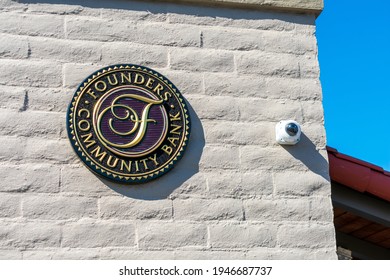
{"left": 316, "top": 0, "right": 390, "bottom": 170}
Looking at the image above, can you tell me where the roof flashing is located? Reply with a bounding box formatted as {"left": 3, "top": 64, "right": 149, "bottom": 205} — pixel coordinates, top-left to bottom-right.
{"left": 164, "top": 0, "right": 323, "bottom": 14}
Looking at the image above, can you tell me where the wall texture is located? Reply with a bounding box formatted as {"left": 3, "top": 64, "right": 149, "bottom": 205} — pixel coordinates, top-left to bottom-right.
{"left": 0, "top": 0, "right": 337, "bottom": 259}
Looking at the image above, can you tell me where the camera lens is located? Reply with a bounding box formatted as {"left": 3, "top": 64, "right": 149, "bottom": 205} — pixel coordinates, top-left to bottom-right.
{"left": 285, "top": 123, "right": 299, "bottom": 136}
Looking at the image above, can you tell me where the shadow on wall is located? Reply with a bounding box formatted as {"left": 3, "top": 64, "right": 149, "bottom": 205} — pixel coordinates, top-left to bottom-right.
{"left": 99, "top": 101, "right": 205, "bottom": 200}
{"left": 282, "top": 132, "right": 330, "bottom": 181}
{"left": 19, "top": 0, "right": 315, "bottom": 24}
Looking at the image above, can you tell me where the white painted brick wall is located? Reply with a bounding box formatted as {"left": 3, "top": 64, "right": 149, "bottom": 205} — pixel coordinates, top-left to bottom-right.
{"left": 0, "top": 0, "right": 336, "bottom": 259}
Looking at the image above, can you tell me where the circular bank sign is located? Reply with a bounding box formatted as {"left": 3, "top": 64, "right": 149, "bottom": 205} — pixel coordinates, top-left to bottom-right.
{"left": 67, "top": 64, "right": 190, "bottom": 183}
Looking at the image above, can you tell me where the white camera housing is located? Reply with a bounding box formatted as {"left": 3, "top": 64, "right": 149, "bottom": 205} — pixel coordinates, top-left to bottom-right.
{"left": 275, "top": 120, "right": 301, "bottom": 145}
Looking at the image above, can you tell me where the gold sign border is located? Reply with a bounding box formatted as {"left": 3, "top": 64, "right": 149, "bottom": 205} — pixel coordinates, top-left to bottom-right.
{"left": 67, "top": 65, "right": 190, "bottom": 183}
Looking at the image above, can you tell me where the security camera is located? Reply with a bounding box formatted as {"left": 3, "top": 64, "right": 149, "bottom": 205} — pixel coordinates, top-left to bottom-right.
{"left": 275, "top": 120, "right": 301, "bottom": 145}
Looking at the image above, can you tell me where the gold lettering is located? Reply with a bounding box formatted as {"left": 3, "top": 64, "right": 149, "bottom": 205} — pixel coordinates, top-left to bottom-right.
{"left": 169, "top": 112, "right": 181, "bottom": 122}
{"left": 78, "top": 120, "right": 90, "bottom": 132}
{"left": 86, "top": 88, "right": 98, "bottom": 99}
{"left": 120, "top": 160, "right": 132, "bottom": 172}
{"left": 170, "top": 124, "right": 181, "bottom": 135}
{"left": 161, "top": 145, "right": 173, "bottom": 156}
{"left": 168, "top": 137, "right": 179, "bottom": 147}
{"left": 120, "top": 72, "right": 132, "bottom": 84}
{"left": 153, "top": 83, "right": 164, "bottom": 95}
{"left": 134, "top": 73, "right": 145, "bottom": 85}
{"left": 78, "top": 108, "right": 90, "bottom": 118}
{"left": 145, "top": 78, "right": 155, "bottom": 89}
{"left": 81, "top": 133, "right": 96, "bottom": 148}
{"left": 148, "top": 154, "right": 158, "bottom": 166}
{"left": 90, "top": 146, "right": 107, "bottom": 162}
{"left": 107, "top": 155, "right": 119, "bottom": 168}
{"left": 95, "top": 80, "right": 107, "bottom": 92}
{"left": 96, "top": 94, "right": 163, "bottom": 149}
{"left": 107, "top": 74, "right": 118, "bottom": 86}
{"left": 135, "top": 160, "right": 139, "bottom": 172}
{"left": 140, "top": 159, "right": 148, "bottom": 170}
{"left": 163, "top": 91, "right": 172, "bottom": 101}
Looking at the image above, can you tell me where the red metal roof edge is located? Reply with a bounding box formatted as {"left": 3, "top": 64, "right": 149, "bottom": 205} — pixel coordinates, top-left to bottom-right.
{"left": 327, "top": 146, "right": 390, "bottom": 203}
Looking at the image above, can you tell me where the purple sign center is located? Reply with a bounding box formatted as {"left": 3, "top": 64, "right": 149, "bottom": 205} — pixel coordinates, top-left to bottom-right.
{"left": 94, "top": 86, "right": 167, "bottom": 156}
